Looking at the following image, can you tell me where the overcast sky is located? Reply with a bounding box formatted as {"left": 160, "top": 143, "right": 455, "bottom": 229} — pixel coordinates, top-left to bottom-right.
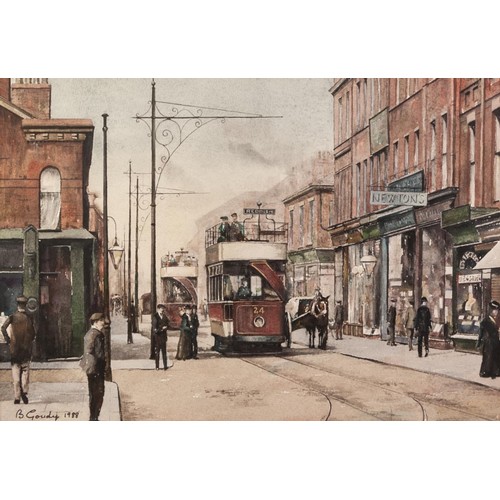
{"left": 50, "top": 78, "right": 333, "bottom": 289}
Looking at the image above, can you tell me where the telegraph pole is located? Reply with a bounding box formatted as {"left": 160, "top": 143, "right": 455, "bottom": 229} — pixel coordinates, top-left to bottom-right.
{"left": 127, "top": 161, "right": 133, "bottom": 343}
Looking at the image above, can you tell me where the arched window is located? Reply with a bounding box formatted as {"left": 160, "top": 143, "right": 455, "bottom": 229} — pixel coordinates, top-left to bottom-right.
{"left": 40, "top": 167, "right": 61, "bottom": 230}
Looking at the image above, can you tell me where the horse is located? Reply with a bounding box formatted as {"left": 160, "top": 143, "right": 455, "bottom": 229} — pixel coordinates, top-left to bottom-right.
{"left": 303, "top": 296, "right": 330, "bottom": 349}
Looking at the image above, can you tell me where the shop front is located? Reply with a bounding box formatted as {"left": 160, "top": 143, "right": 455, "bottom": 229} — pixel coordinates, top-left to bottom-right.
{"left": 442, "top": 205, "right": 500, "bottom": 352}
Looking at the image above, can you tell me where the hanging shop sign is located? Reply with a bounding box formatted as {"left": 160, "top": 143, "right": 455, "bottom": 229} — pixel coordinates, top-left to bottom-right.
{"left": 388, "top": 170, "right": 424, "bottom": 192}
{"left": 370, "top": 190, "right": 427, "bottom": 207}
{"left": 380, "top": 210, "right": 416, "bottom": 235}
{"left": 458, "top": 273, "right": 482, "bottom": 284}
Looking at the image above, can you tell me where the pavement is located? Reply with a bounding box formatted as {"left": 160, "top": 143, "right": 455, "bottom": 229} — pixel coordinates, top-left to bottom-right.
{"left": 0, "top": 316, "right": 496, "bottom": 421}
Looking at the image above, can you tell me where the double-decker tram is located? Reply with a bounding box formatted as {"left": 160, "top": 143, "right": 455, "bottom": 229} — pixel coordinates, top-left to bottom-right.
{"left": 205, "top": 210, "right": 288, "bottom": 354}
{"left": 160, "top": 249, "right": 198, "bottom": 329}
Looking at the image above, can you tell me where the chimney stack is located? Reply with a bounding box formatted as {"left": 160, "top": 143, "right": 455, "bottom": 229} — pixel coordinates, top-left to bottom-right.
{"left": 11, "top": 78, "right": 51, "bottom": 119}
{"left": 0, "top": 79, "right": 10, "bottom": 101}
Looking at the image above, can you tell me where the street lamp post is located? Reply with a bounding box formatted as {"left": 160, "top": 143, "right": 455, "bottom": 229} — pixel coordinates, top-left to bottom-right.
{"left": 134, "top": 176, "right": 139, "bottom": 332}
{"left": 107, "top": 216, "right": 124, "bottom": 271}
{"left": 102, "top": 113, "right": 112, "bottom": 382}
{"left": 127, "top": 161, "right": 133, "bottom": 344}
{"left": 361, "top": 250, "right": 378, "bottom": 335}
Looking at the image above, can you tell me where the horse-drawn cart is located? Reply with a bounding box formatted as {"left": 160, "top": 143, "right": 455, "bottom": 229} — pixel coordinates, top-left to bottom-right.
{"left": 285, "top": 295, "right": 330, "bottom": 349}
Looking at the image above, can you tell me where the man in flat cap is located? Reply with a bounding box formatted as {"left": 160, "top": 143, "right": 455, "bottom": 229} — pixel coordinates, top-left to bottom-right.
{"left": 414, "top": 296, "right": 432, "bottom": 357}
{"left": 217, "top": 216, "right": 230, "bottom": 242}
{"left": 476, "top": 300, "right": 500, "bottom": 379}
{"left": 1, "top": 295, "right": 36, "bottom": 404}
{"left": 80, "top": 312, "right": 106, "bottom": 420}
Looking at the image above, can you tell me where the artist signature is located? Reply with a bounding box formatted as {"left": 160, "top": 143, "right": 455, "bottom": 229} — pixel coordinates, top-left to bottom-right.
{"left": 15, "top": 409, "right": 80, "bottom": 421}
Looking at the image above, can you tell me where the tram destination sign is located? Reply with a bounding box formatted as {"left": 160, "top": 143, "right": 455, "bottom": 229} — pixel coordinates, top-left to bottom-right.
{"left": 244, "top": 208, "right": 276, "bottom": 215}
{"left": 370, "top": 190, "right": 428, "bottom": 207}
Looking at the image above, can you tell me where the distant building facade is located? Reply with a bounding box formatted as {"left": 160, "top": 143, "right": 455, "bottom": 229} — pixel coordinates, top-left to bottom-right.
{"left": 283, "top": 152, "right": 335, "bottom": 300}
{"left": 0, "top": 78, "right": 96, "bottom": 359}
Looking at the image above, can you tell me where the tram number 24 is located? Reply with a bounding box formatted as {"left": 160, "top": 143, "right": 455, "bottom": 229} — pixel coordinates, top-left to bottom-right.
{"left": 253, "top": 307, "right": 264, "bottom": 315}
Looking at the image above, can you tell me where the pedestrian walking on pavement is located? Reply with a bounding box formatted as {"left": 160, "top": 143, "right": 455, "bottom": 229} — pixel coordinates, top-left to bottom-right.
{"left": 190, "top": 304, "right": 200, "bottom": 359}
{"left": 1, "top": 295, "right": 36, "bottom": 404}
{"left": 404, "top": 299, "right": 416, "bottom": 351}
{"left": 476, "top": 300, "right": 500, "bottom": 379}
{"left": 387, "top": 298, "right": 397, "bottom": 346}
{"left": 414, "top": 296, "right": 432, "bottom": 357}
{"left": 334, "top": 300, "right": 344, "bottom": 340}
{"left": 176, "top": 305, "right": 193, "bottom": 361}
{"left": 80, "top": 312, "right": 106, "bottom": 421}
{"left": 152, "top": 304, "right": 170, "bottom": 370}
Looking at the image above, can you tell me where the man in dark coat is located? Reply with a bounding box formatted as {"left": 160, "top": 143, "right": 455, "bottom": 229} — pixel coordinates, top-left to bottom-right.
{"left": 334, "top": 300, "right": 344, "bottom": 340}
{"left": 476, "top": 300, "right": 500, "bottom": 379}
{"left": 387, "top": 298, "right": 397, "bottom": 346}
{"left": 80, "top": 312, "right": 106, "bottom": 421}
{"left": 190, "top": 304, "right": 200, "bottom": 359}
{"left": 414, "top": 296, "right": 432, "bottom": 357}
{"left": 1, "top": 295, "right": 36, "bottom": 404}
{"left": 152, "top": 304, "right": 169, "bottom": 370}
{"left": 228, "top": 212, "right": 244, "bottom": 241}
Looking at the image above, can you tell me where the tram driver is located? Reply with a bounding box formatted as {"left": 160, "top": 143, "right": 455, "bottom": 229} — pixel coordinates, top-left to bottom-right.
{"left": 236, "top": 278, "right": 252, "bottom": 299}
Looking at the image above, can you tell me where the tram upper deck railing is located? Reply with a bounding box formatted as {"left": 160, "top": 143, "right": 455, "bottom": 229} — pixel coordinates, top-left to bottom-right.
{"left": 205, "top": 221, "right": 288, "bottom": 248}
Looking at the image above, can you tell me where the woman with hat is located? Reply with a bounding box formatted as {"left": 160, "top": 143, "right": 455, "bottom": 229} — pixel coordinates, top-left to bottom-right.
{"left": 176, "top": 305, "right": 193, "bottom": 361}
{"left": 476, "top": 300, "right": 500, "bottom": 379}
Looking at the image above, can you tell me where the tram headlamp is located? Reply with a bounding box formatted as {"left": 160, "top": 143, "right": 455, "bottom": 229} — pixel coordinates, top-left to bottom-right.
{"left": 253, "top": 316, "right": 265, "bottom": 328}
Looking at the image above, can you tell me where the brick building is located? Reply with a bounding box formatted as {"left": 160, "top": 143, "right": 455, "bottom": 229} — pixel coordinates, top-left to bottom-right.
{"left": 0, "top": 78, "right": 97, "bottom": 360}
{"left": 329, "top": 78, "right": 500, "bottom": 349}
{"left": 283, "top": 151, "right": 335, "bottom": 300}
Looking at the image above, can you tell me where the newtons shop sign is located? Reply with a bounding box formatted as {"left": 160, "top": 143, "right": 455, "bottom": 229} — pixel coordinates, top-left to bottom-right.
{"left": 370, "top": 190, "right": 428, "bottom": 207}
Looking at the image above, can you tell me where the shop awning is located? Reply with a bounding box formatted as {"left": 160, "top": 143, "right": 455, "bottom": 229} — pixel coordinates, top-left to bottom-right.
{"left": 249, "top": 260, "right": 286, "bottom": 301}
{"left": 475, "top": 242, "right": 500, "bottom": 270}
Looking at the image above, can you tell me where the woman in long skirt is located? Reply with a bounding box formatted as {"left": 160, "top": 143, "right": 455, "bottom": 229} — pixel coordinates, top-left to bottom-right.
{"left": 175, "top": 305, "right": 193, "bottom": 361}
{"left": 477, "top": 300, "right": 500, "bottom": 379}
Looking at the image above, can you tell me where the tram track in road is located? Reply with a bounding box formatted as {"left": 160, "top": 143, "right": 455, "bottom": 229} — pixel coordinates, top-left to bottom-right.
{"left": 241, "top": 355, "right": 423, "bottom": 421}
{"left": 276, "top": 355, "right": 428, "bottom": 421}
{"left": 241, "top": 352, "right": 496, "bottom": 421}
{"left": 240, "top": 357, "right": 335, "bottom": 421}
{"left": 279, "top": 353, "right": 500, "bottom": 421}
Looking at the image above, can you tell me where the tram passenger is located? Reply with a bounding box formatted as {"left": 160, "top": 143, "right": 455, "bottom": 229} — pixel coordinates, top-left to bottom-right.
{"left": 223, "top": 276, "right": 234, "bottom": 300}
{"left": 176, "top": 305, "right": 193, "bottom": 361}
{"left": 217, "top": 216, "right": 230, "bottom": 242}
{"left": 236, "top": 278, "right": 252, "bottom": 299}
{"left": 229, "top": 212, "right": 244, "bottom": 241}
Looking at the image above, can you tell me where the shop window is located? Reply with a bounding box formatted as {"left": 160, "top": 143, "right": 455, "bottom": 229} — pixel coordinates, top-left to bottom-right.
{"left": 40, "top": 167, "right": 61, "bottom": 230}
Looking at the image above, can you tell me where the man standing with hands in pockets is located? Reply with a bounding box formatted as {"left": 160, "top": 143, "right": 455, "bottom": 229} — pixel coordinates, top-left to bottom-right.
{"left": 1, "top": 295, "right": 36, "bottom": 405}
